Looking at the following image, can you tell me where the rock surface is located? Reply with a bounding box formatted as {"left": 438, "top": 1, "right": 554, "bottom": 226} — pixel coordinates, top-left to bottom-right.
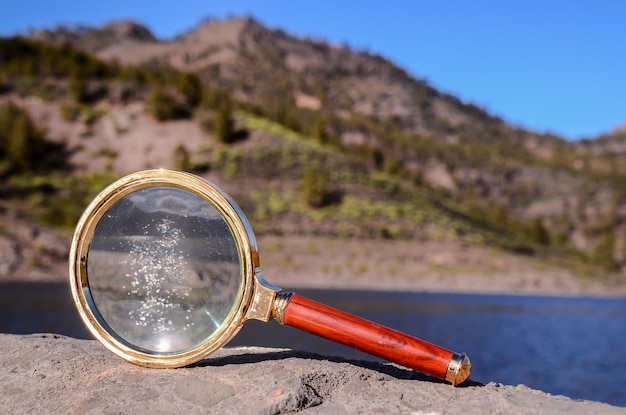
{"left": 1, "top": 334, "right": 624, "bottom": 414}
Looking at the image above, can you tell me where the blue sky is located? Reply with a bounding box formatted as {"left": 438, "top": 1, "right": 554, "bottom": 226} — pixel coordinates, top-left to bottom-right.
{"left": 1, "top": 1, "right": 625, "bottom": 140}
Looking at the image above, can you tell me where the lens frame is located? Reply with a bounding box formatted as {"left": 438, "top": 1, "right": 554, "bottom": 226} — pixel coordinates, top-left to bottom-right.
{"left": 69, "top": 169, "right": 268, "bottom": 368}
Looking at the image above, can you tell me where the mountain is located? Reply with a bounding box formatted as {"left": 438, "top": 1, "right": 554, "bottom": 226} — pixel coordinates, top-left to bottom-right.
{"left": 30, "top": 20, "right": 156, "bottom": 52}
{"left": 2, "top": 17, "right": 626, "bottom": 278}
{"left": 575, "top": 123, "right": 626, "bottom": 160}
{"left": 44, "top": 18, "right": 510, "bottom": 140}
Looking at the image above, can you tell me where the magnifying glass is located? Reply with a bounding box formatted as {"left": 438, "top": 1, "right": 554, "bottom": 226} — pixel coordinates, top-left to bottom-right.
{"left": 69, "top": 169, "right": 471, "bottom": 385}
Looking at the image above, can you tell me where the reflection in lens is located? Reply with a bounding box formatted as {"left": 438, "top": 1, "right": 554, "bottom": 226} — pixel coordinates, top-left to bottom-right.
{"left": 87, "top": 187, "right": 242, "bottom": 354}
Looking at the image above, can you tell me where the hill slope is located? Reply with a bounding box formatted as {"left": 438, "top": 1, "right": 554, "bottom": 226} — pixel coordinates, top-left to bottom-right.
{"left": 1, "top": 17, "right": 626, "bottom": 282}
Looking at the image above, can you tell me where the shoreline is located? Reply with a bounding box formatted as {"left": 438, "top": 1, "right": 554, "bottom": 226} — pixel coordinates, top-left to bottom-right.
{"left": 2, "top": 278, "right": 625, "bottom": 300}
{"left": 257, "top": 235, "right": 626, "bottom": 298}
{"left": 1, "top": 220, "right": 625, "bottom": 298}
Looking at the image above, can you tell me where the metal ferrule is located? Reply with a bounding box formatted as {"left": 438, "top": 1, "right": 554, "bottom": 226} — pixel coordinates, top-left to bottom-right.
{"left": 272, "top": 291, "right": 295, "bottom": 325}
{"left": 445, "top": 352, "right": 472, "bottom": 386}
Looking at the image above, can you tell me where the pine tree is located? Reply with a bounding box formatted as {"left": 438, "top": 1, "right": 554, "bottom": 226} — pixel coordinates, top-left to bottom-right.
{"left": 173, "top": 144, "right": 193, "bottom": 171}
{"left": 146, "top": 88, "right": 181, "bottom": 121}
{"left": 177, "top": 73, "right": 202, "bottom": 107}
{"left": 301, "top": 166, "right": 330, "bottom": 208}
{"left": 214, "top": 99, "right": 235, "bottom": 144}
{"left": 7, "top": 113, "right": 32, "bottom": 172}
{"left": 69, "top": 72, "right": 88, "bottom": 103}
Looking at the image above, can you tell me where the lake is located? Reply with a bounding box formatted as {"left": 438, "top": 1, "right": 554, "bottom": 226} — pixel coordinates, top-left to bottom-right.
{"left": 1, "top": 282, "right": 625, "bottom": 407}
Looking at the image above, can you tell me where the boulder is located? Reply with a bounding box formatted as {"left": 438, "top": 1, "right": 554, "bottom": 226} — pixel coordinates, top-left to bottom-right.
{"left": 0, "top": 334, "right": 623, "bottom": 414}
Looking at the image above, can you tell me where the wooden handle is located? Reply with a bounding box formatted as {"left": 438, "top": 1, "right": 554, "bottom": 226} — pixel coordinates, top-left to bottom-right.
{"left": 282, "top": 294, "right": 457, "bottom": 382}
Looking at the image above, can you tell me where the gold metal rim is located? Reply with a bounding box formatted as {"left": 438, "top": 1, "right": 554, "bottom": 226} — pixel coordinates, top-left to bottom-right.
{"left": 69, "top": 169, "right": 260, "bottom": 368}
{"left": 445, "top": 352, "right": 472, "bottom": 386}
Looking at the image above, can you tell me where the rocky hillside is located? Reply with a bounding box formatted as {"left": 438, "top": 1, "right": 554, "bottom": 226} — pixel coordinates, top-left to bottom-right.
{"left": 2, "top": 17, "right": 626, "bottom": 277}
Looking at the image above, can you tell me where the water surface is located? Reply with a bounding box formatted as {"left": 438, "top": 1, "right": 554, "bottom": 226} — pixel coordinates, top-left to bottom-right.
{"left": 1, "top": 282, "right": 625, "bottom": 406}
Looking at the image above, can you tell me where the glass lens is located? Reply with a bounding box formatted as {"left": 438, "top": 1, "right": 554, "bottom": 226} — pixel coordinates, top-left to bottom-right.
{"left": 86, "top": 186, "right": 242, "bottom": 354}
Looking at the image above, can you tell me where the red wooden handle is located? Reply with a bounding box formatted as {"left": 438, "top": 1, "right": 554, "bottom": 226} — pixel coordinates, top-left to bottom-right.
{"left": 282, "top": 294, "right": 455, "bottom": 381}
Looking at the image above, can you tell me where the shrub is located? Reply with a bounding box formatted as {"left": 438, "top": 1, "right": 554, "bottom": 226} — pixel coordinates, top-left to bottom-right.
{"left": 176, "top": 73, "right": 202, "bottom": 107}
{"left": 60, "top": 103, "right": 80, "bottom": 122}
{"left": 214, "top": 99, "right": 235, "bottom": 143}
{"left": 173, "top": 144, "right": 193, "bottom": 171}
{"left": 592, "top": 231, "right": 617, "bottom": 271}
{"left": 69, "top": 73, "right": 88, "bottom": 103}
{"left": 0, "top": 102, "right": 53, "bottom": 174}
{"left": 146, "top": 88, "right": 186, "bottom": 121}
{"left": 0, "top": 37, "right": 111, "bottom": 78}
{"left": 526, "top": 218, "right": 550, "bottom": 245}
{"left": 301, "top": 166, "right": 336, "bottom": 208}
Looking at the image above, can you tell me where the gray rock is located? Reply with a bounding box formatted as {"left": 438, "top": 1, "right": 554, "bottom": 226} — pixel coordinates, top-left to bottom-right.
{"left": 0, "top": 237, "right": 19, "bottom": 277}
{"left": 0, "top": 334, "right": 624, "bottom": 414}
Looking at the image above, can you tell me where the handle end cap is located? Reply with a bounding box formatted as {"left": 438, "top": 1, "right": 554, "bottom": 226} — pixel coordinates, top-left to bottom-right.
{"left": 445, "top": 353, "right": 471, "bottom": 386}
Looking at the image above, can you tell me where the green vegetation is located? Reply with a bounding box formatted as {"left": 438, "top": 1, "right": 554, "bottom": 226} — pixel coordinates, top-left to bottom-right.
{"left": 0, "top": 37, "right": 111, "bottom": 79}
{"left": 176, "top": 73, "right": 203, "bottom": 107}
{"left": 1, "top": 34, "right": 625, "bottom": 277}
{"left": 526, "top": 218, "right": 551, "bottom": 246}
{"left": 300, "top": 166, "right": 335, "bottom": 208}
{"left": 9, "top": 173, "right": 117, "bottom": 228}
{"left": 213, "top": 98, "right": 235, "bottom": 143}
{"left": 0, "top": 102, "right": 77, "bottom": 227}
{"left": 145, "top": 87, "right": 188, "bottom": 121}
{"left": 0, "top": 37, "right": 207, "bottom": 121}
{"left": 208, "top": 113, "right": 536, "bottom": 252}
{"left": 173, "top": 144, "right": 193, "bottom": 171}
{"left": 60, "top": 103, "right": 80, "bottom": 121}
{"left": 0, "top": 102, "right": 68, "bottom": 176}
{"left": 69, "top": 72, "right": 88, "bottom": 103}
